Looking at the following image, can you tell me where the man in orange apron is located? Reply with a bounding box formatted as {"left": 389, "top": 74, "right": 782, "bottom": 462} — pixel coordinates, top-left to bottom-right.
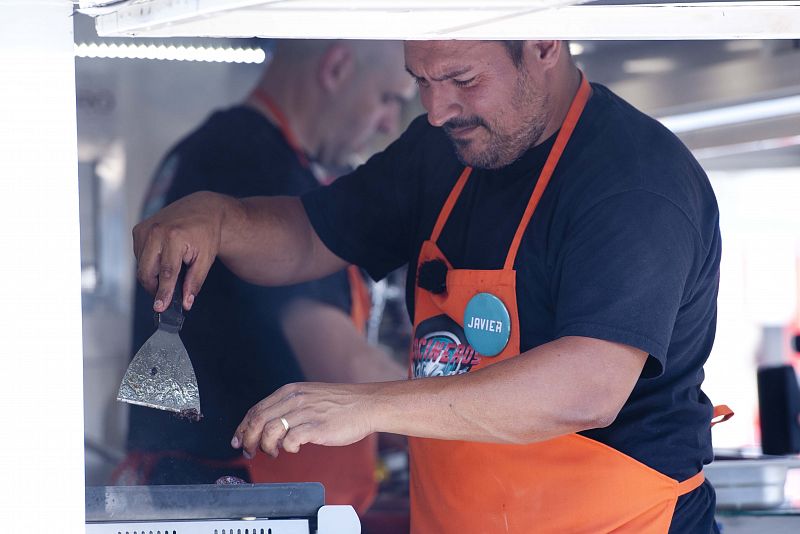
{"left": 134, "top": 40, "right": 729, "bottom": 533}
{"left": 118, "top": 40, "right": 414, "bottom": 514}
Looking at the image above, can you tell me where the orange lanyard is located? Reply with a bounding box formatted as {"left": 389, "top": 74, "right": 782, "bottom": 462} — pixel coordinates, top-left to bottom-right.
{"left": 250, "top": 89, "right": 311, "bottom": 169}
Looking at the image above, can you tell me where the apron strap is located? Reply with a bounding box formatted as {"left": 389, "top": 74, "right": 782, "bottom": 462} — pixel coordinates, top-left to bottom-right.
{"left": 711, "top": 404, "right": 734, "bottom": 427}
{"left": 672, "top": 405, "right": 734, "bottom": 497}
{"left": 430, "top": 167, "right": 473, "bottom": 243}
{"left": 676, "top": 470, "right": 705, "bottom": 496}
{"left": 504, "top": 74, "right": 592, "bottom": 271}
{"left": 250, "top": 88, "right": 311, "bottom": 169}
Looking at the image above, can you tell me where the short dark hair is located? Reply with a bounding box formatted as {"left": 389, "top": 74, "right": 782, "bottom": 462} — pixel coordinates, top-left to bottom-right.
{"left": 501, "top": 41, "right": 573, "bottom": 68}
{"left": 501, "top": 41, "right": 525, "bottom": 68}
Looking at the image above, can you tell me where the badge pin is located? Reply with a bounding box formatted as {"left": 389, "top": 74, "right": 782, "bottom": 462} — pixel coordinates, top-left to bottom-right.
{"left": 463, "top": 293, "right": 511, "bottom": 357}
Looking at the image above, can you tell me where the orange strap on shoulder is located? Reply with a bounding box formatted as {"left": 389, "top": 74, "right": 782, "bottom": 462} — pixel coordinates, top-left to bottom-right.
{"left": 711, "top": 404, "right": 734, "bottom": 427}
{"left": 504, "top": 74, "right": 592, "bottom": 270}
{"left": 251, "top": 89, "right": 311, "bottom": 169}
{"left": 430, "top": 167, "right": 472, "bottom": 243}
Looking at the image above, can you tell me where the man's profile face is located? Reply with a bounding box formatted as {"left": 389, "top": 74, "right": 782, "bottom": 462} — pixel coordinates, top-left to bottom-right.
{"left": 404, "top": 41, "right": 550, "bottom": 169}
{"left": 328, "top": 43, "right": 416, "bottom": 168}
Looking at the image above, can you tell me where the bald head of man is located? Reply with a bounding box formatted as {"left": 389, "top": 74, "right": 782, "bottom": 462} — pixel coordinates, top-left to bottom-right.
{"left": 248, "top": 40, "right": 416, "bottom": 170}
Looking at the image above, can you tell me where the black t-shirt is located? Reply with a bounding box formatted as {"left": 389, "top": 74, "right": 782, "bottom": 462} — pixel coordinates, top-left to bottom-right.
{"left": 303, "top": 83, "right": 721, "bottom": 532}
{"left": 127, "top": 106, "right": 352, "bottom": 461}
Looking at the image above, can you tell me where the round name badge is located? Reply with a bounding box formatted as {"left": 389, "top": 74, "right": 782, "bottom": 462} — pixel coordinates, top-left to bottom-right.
{"left": 463, "top": 292, "right": 511, "bottom": 357}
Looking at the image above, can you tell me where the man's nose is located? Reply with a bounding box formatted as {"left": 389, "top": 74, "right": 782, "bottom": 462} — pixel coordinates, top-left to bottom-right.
{"left": 424, "top": 85, "right": 460, "bottom": 128}
{"left": 377, "top": 105, "right": 401, "bottom": 136}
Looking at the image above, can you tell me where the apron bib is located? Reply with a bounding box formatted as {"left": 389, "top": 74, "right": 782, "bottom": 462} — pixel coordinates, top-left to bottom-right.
{"left": 409, "top": 76, "right": 717, "bottom": 533}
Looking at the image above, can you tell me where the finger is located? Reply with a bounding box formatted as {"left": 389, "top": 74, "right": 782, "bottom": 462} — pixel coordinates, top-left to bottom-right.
{"left": 153, "top": 233, "right": 189, "bottom": 312}
{"left": 256, "top": 417, "right": 291, "bottom": 459}
{"left": 234, "top": 396, "right": 286, "bottom": 456}
{"left": 182, "top": 251, "right": 214, "bottom": 311}
{"left": 136, "top": 224, "right": 164, "bottom": 296}
{"left": 281, "top": 423, "right": 315, "bottom": 454}
{"left": 236, "top": 384, "right": 302, "bottom": 455}
{"left": 132, "top": 221, "right": 147, "bottom": 261}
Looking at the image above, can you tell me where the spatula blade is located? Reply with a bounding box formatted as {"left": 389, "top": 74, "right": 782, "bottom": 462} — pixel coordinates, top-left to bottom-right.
{"left": 117, "top": 328, "right": 201, "bottom": 419}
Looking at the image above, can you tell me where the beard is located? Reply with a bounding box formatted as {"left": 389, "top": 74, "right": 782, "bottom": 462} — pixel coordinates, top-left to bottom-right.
{"left": 444, "top": 73, "right": 549, "bottom": 170}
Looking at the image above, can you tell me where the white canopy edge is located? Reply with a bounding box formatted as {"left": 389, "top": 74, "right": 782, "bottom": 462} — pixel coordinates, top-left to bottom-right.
{"left": 93, "top": 0, "right": 800, "bottom": 40}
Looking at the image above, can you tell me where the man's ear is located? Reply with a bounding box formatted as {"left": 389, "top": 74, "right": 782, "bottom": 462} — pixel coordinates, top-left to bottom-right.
{"left": 524, "top": 41, "right": 562, "bottom": 71}
{"left": 318, "top": 43, "right": 356, "bottom": 94}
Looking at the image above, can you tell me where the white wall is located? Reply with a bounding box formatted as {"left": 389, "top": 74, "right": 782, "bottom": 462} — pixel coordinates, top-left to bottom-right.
{"left": 707, "top": 168, "right": 800, "bottom": 450}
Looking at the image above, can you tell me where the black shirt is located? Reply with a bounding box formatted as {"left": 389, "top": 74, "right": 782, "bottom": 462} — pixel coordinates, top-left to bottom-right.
{"left": 127, "top": 106, "right": 352, "bottom": 463}
{"left": 303, "top": 83, "right": 721, "bottom": 532}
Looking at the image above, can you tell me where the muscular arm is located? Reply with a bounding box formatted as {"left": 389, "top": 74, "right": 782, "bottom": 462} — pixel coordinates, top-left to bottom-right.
{"left": 374, "top": 336, "right": 646, "bottom": 443}
{"left": 133, "top": 192, "right": 347, "bottom": 312}
{"left": 281, "top": 298, "right": 407, "bottom": 383}
{"left": 232, "top": 336, "right": 647, "bottom": 455}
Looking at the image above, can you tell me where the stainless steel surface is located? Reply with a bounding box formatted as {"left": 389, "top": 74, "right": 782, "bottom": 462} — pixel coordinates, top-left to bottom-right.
{"left": 715, "top": 482, "right": 787, "bottom": 510}
{"left": 706, "top": 457, "right": 800, "bottom": 510}
{"left": 716, "top": 515, "right": 800, "bottom": 534}
{"left": 117, "top": 328, "right": 201, "bottom": 416}
{"left": 85, "top": 483, "right": 325, "bottom": 522}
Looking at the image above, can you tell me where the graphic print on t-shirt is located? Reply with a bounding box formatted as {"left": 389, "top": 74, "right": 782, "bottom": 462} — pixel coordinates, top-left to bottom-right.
{"left": 412, "top": 314, "right": 481, "bottom": 378}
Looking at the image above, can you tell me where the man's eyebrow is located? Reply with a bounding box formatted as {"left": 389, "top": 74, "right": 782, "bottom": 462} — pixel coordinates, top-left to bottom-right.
{"left": 384, "top": 91, "right": 411, "bottom": 104}
{"left": 405, "top": 65, "right": 472, "bottom": 82}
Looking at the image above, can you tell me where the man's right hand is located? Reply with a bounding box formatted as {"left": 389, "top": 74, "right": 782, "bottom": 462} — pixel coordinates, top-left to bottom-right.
{"left": 133, "top": 191, "right": 232, "bottom": 312}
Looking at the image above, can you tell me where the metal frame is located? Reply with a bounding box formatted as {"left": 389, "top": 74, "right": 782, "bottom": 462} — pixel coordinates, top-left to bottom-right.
{"left": 93, "top": 0, "right": 800, "bottom": 39}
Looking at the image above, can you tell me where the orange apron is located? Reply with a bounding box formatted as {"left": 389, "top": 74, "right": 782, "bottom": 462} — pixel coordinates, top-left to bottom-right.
{"left": 245, "top": 88, "right": 378, "bottom": 513}
{"left": 408, "top": 76, "right": 718, "bottom": 533}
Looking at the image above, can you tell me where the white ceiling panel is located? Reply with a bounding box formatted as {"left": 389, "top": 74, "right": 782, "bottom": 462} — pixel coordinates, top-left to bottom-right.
{"left": 91, "top": 0, "right": 800, "bottom": 40}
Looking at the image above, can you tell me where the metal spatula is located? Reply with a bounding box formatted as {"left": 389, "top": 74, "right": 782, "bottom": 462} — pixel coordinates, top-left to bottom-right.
{"left": 117, "top": 270, "right": 202, "bottom": 420}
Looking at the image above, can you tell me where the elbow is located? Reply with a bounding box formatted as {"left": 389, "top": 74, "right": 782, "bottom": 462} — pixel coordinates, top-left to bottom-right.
{"left": 584, "top": 406, "right": 620, "bottom": 430}
{"left": 571, "top": 399, "right": 623, "bottom": 431}
{"left": 515, "top": 401, "right": 623, "bottom": 444}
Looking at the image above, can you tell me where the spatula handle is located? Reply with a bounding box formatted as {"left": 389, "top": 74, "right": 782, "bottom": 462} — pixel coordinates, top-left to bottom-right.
{"left": 158, "top": 267, "right": 185, "bottom": 333}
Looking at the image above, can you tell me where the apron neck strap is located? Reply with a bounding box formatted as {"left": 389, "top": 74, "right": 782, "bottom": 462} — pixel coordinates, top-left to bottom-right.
{"left": 430, "top": 167, "right": 473, "bottom": 243}
{"left": 250, "top": 88, "right": 311, "bottom": 169}
{"left": 503, "top": 74, "right": 592, "bottom": 270}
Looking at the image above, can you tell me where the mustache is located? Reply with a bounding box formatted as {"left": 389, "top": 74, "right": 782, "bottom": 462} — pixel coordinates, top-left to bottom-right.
{"left": 443, "top": 116, "right": 488, "bottom": 133}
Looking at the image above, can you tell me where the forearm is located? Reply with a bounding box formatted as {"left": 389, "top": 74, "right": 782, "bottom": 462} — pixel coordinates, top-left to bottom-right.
{"left": 231, "top": 337, "right": 645, "bottom": 458}
{"left": 282, "top": 299, "right": 407, "bottom": 383}
{"left": 219, "top": 195, "right": 348, "bottom": 286}
{"left": 370, "top": 336, "right": 646, "bottom": 444}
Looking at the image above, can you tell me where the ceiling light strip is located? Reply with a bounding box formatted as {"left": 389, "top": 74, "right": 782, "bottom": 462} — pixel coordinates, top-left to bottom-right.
{"left": 659, "top": 95, "right": 800, "bottom": 134}
{"left": 692, "top": 135, "right": 800, "bottom": 161}
{"left": 74, "top": 42, "right": 267, "bottom": 63}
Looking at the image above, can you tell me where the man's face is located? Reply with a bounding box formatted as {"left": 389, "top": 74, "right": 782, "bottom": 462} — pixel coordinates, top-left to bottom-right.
{"left": 404, "top": 41, "right": 550, "bottom": 169}
{"left": 329, "top": 47, "right": 416, "bottom": 168}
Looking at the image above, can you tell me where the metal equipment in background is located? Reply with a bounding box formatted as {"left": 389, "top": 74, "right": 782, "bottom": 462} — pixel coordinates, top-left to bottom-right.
{"left": 85, "top": 483, "right": 360, "bottom": 533}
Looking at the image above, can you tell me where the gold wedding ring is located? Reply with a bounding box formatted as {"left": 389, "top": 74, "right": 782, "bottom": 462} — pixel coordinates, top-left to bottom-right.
{"left": 280, "top": 416, "right": 290, "bottom": 432}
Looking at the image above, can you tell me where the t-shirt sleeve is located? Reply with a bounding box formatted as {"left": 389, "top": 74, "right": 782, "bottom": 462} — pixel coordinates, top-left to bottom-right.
{"left": 302, "top": 116, "right": 431, "bottom": 281}
{"left": 552, "top": 189, "right": 702, "bottom": 378}
{"left": 230, "top": 271, "right": 352, "bottom": 324}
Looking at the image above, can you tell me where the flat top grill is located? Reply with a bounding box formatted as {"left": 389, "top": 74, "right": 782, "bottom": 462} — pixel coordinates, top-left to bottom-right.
{"left": 84, "top": 483, "right": 359, "bottom": 534}
{"left": 86, "top": 483, "right": 324, "bottom": 522}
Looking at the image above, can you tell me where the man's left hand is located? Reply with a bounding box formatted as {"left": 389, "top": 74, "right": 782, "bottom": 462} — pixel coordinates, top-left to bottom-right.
{"left": 231, "top": 382, "right": 380, "bottom": 458}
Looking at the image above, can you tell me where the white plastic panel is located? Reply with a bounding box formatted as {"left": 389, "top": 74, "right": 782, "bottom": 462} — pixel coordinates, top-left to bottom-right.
{"left": 93, "top": 0, "right": 800, "bottom": 39}
{"left": 86, "top": 518, "right": 309, "bottom": 534}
